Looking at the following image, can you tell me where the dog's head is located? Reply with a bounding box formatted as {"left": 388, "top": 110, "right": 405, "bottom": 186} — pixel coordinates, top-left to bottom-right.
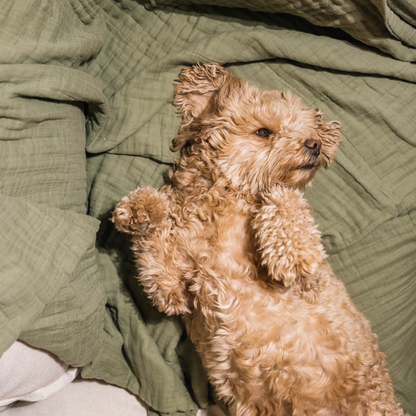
{"left": 173, "top": 63, "right": 341, "bottom": 192}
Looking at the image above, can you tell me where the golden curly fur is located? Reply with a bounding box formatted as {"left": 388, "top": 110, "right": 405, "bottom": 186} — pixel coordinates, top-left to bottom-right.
{"left": 112, "top": 63, "right": 406, "bottom": 416}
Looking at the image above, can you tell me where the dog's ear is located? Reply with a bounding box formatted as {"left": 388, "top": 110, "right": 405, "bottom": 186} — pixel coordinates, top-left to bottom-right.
{"left": 313, "top": 109, "right": 342, "bottom": 166}
{"left": 172, "top": 63, "right": 242, "bottom": 151}
{"left": 173, "top": 63, "right": 229, "bottom": 126}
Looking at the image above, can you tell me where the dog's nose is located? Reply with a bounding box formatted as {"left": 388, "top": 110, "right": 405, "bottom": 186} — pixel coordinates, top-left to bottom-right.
{"left": 304, "top": 139, "right": 321, "bottom": 155}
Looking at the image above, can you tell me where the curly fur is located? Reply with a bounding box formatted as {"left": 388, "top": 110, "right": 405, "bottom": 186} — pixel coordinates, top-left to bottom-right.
{"left": 112, "top": 63, "right": 406, "bottom": 416}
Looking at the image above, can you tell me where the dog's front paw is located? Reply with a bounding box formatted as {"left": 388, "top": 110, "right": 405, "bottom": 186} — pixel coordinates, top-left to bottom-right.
{"left": 112, "top": 187, "right": 170, "bottom": 236}
{"left": 254, "top": 186, "right": 327, "bottom": 302}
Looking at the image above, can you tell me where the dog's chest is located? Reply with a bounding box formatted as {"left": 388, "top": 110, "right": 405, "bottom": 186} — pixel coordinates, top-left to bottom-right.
{"left": 179, "top": 197, "right": 268, "bottom": 305}
{"left": 195, "top": 198, "right": 256, "bottom": 273}
{"left": 212, "top": 207, "right": 254, "bottom": 268}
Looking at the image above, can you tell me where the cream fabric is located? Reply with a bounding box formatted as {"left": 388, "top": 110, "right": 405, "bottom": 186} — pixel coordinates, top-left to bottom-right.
{"left": 2, "top": 377, "right": 148, "bottom": 416}
{"left": 0, "top": 341, "right": 78, "bottom": 411}
{"left": 0, "top": 341, "right": 224, "bottom": 416}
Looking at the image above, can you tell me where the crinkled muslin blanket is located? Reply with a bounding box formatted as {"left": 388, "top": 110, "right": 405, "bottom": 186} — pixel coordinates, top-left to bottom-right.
{"left": 0, "top": 0, "right": 415, "bottom": 415}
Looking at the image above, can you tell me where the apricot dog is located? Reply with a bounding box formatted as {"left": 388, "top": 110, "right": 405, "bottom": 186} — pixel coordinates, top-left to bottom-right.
{"left": 112, "top": 63, "right": 405, "bottom": 416}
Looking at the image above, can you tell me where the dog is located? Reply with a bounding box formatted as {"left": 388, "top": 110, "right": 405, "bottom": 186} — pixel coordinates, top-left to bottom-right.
{"left": 112, "top": 63, "right": 406, "bottom": 416}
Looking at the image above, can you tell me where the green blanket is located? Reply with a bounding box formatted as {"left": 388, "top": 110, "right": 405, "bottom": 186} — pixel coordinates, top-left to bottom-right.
{"left": 1, "top": 0, "right": 415, "bottom": 415}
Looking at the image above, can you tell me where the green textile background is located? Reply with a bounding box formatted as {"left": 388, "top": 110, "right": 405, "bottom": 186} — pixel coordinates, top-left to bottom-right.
{"left": 0, "top": 0, "right": 415, "bottom": 415}
{"left": 148, "top": 0, "right": 416, "bottom": 61}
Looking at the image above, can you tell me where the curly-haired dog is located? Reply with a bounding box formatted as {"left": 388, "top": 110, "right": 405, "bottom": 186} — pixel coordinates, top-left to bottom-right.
{"left": 112, "top": 63, "right": 406, "bottom": 416}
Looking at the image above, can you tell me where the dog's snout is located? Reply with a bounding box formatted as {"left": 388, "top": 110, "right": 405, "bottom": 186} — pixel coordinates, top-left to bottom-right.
{"left": 304, "top": 139, "right": 321, "bottom": 155}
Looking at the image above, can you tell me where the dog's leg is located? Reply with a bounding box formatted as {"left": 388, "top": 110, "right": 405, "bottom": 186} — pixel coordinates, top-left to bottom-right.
{"left": 252, "top": 186, "right": 327, "bottom": 302}
{"left": 112, "top": 186, "right": 190, "bottom": 315}
{"left": 136, "top": 232, "right": 192, "bottom": 315}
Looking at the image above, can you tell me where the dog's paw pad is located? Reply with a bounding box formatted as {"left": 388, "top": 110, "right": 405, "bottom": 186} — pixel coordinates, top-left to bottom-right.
{"left": 128, "top": 217, "right": 150, "bottom": 232}
{"left": 112, "top": 187, "right": 169, "bottom": 235}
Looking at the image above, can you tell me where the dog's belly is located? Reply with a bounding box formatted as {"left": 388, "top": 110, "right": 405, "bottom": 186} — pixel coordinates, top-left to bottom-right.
{"left": 179, "top": 203, "right": 388, "bottom": 413}
{"left": 185, "top": 243, "right": 377, "bottom": 410}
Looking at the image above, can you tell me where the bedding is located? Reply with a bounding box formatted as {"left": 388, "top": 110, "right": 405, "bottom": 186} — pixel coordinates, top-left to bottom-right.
{"left": 0, "top": 0, "right": 415, "bottom": 415}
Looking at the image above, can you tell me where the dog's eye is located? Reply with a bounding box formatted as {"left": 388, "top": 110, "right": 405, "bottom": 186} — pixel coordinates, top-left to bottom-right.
{"left": 255, "top": 128, "right": 271, "bottom": 138}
